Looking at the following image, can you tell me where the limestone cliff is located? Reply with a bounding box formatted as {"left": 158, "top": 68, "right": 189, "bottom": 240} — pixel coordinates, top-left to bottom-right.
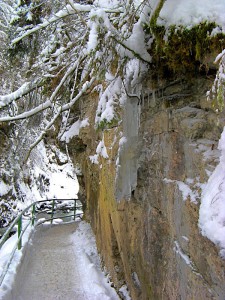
{"left": 1, "top": 3, "right": 225, "bottom": 298}
{"left": 67, "top": 70, "right": 225, "bottom": 299}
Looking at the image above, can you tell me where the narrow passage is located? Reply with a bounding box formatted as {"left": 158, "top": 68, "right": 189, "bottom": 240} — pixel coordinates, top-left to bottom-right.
{"left": 3, "top": 222, "right": 120, "bottom": 300}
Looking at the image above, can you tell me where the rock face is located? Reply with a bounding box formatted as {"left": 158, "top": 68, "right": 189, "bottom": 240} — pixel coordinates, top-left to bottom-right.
{"left": 69, "top": 73, "right": 225, "bottom": 299}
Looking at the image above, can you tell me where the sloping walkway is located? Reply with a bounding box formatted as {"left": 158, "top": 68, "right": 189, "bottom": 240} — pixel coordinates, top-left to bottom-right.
{"left": 3, "top": 222, "right": 119, "bottom": 300}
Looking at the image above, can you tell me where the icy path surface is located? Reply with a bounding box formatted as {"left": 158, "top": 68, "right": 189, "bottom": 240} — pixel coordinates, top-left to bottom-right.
{"left": 3, "top": 222, "right": 120, "bottom": 300}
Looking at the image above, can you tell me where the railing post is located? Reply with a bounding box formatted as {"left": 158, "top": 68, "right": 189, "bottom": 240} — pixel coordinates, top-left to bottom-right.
{"left": 51, "top": 199, "right": 55, "bottom": 224}
{"left": 73, "top": 199, "right": 77, "bottom": 220}
{"left": 32, "top": 203, "right": 35, "bottom": 226}
{"left": 18, "top": 217, "right": 22, "bottom": 250}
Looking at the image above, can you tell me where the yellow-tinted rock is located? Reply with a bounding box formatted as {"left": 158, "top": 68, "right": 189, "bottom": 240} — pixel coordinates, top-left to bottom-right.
{"left": 69, "top": 75, "right": 225, "bottom": 300}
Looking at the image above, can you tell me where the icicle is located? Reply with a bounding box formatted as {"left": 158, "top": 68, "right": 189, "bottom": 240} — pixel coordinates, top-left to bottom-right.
{"left": 141, "top": 92, "right": 144, "bottom": 107}
{"left": 138, "top": 100, "right": 141, "bottom": 128}
{"left": 152, "top": 89, "right": 156, "bottom": 107}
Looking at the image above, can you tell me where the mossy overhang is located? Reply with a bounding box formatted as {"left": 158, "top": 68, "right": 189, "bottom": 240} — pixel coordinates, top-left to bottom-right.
{"left": 143, "top": 21, "right": 225, "bottom": 76}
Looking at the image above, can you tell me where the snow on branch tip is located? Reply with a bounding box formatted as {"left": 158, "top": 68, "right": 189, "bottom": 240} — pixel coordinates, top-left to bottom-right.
{"left": 0, "top": 77, "right": 95, "bottom": 124}
{"left": 10, "top": 2, "right": 123, "bottom": 45}
{"left": 0, "top": 82, "right": 34, "bottom": 109}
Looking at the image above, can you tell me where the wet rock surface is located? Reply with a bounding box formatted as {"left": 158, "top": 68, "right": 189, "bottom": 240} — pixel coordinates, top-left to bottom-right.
{"left": 70, "top": 75, "right": 225, "bottom": 299}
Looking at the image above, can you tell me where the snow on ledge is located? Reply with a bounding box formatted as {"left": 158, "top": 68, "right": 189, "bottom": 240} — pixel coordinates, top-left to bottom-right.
{"left": 158, "top": 0, "right": 225, "bottom": 32}
{"left": 89, "top": 138, "right": 109, "bottom": 165}
{"left": 174, "top": 241, "right": 195, "bottom": 270}
{"left": 60, "top": 118, "right": 89, "bottom": 143}
{"left": 163, "top": 178, "right": 198, "bottom": 204}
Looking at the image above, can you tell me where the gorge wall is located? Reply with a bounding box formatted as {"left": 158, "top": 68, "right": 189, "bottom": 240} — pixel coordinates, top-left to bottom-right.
{"left": 68, "top": 70, "right": 225, "bottom": 300}
{"left": 1, "top": 3, "right": 225, "bottom": 299}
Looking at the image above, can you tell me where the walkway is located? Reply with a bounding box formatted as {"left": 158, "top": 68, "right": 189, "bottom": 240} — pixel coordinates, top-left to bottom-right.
{"left": 3, "top": 222, "right": 120, "bottom": 300}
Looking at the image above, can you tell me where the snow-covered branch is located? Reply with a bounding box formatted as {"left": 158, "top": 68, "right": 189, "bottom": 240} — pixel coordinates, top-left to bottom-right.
{"left": 0, "top": 2, "right": 14, "bottom": 27}
{"left": 11, "top": 4, "right": 88, "bottom": 45}
{"left": 113, "top": 36, "right": 151, "bottom": 63}
{"left": 23, "top": 106, "right": 63, "bottom": 163}
{"left": 61, "top": 76, "right": 96, "bottom": 111}
{"left": 0, "top": 81, "right": 41, "bottom": 109}
{"left": 11, "top": 2, "right": 123, "bottom": 45}
{"left": 49, "top": 57, "right": 85, "bottom": 103}
{"left": 0, "top": 75, "right": 95, "bottom": 123}
{"left": 0, "top": 100, "right": 51, "bottom": 122}
{"left": 0, "top": 0, "right": 153, "bottom": 163}
{"left": 215, "top": 49, "right": 225, "bottom": 64}
{"left": 23, "top": 77, "right": 96, "bottom": 162}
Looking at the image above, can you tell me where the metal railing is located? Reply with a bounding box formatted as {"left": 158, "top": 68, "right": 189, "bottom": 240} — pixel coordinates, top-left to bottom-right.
{"left": 0, "top": 198, "right": 82, "bottom": 286}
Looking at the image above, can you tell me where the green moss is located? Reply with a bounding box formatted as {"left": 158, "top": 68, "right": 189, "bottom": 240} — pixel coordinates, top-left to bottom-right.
{"left": 217, "top": 84, "right": 225, "bottom": 111}
{"left": 97, "top": 118, "right": 118, "bottom": 131}
{"left": 144, "top": 21, "right": 225, "bottom": 75}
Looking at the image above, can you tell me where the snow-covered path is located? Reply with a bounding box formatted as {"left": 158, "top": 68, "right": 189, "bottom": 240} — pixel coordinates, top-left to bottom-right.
{"left": 2, "top": 222, "right": 120, "bottom": 300}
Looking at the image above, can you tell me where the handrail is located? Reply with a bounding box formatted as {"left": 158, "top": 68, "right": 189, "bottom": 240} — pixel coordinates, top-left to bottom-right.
{"left": 0, "top": 220, "right": 31, "bottom": 286}
{"left": 0, "top": 198, "right": 83, "bottom": 286}
{"left": 0, "top": 199, "right": 82, "bottom": 250}
{"left": 0, "top": 202, "right": 34, "bottom": 250}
